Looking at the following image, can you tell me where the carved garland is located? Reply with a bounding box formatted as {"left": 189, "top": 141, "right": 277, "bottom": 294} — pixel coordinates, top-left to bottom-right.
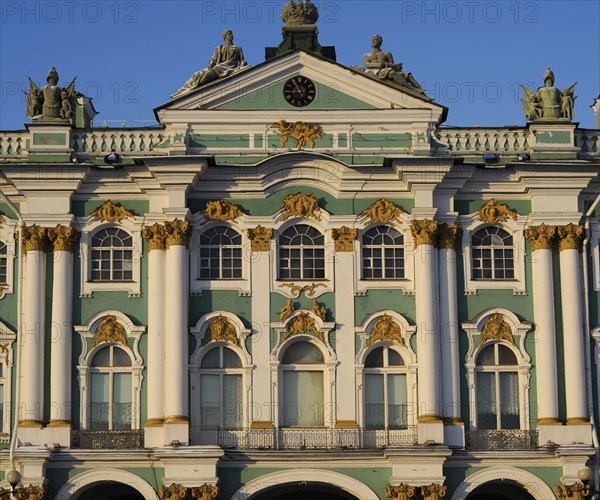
{"left": 479, "top": 313, "right": 514, "bottom": 346}
{"left": 367, "top": 314, "right": 404, "bottom": 346}
{"left": 282, "top": 312, "right": 325, "bottom": 344}
{"left": 360, "top": 199, "right": 404, "bottom": 224}
{"left": 280, "top": 193, "right": 321, "bottom": 221}
{"left": 477, "top": 199, "right": 518, "bottom": 224}
{"left": 94, "top": 316, "right": 127, "bottom": 346}
{"left": 332, "top": 226, "right": 357, "bottom": 252}
{"left": 204, "top": 199, "right": 243, "bottom": 222}
{"left": 48, "top": 224, "right": 78, "bottom": 253}
{"left": 206, "top": 315, "right": 239, "bottom": 346}
{"left": 90, "top": 200, "right": 135, "bottom": 223}
{"left": 247, "top": 225, "right": 273, "bottom": 252}
{"left": 525, "top": 224, "right": 557, "bottom": 252}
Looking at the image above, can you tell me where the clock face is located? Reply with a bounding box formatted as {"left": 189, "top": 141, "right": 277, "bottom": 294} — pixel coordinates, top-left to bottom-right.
{"left": 283, "top": 76, "right": 316, "bottom": 107}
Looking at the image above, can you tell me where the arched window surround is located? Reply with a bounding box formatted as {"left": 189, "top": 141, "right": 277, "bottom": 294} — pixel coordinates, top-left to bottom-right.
{"left": 461, "top": 308, "right": 532, "bottom": 430}
{"left": 75, "top": 311, "right": 145, "bottom": 430}
{"left": 0, "top": 217, "right": 17, "bottom": 299}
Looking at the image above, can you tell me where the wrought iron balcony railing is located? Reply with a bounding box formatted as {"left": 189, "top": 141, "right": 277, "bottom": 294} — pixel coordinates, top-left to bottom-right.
{"left": 189, "top": 427, "right": 418, "bottom": 450}
{"left": 71, "top": 430, "right": 144, "bottom": 449}
{"left": 466, "top": 429, "right": 538, "bottom": 451}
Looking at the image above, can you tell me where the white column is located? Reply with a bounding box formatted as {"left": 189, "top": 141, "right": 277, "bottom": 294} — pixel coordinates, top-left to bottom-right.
{"left": 144, "top": 224, "right": 167, "bottom": 427}
{"left": 558, "top": 224, "right": 588, "bottom": 424}
{"left": 412, "top": 220, "right": 442, "bottom": 423}
{"left": 21, "top": 226, "right": 48, "bottom": 427}
{"left": 164, "top": 220, "right": 191, "bottom": 425}
{"left": 48, "top": 225, "right": 77, "bottom": 427}
{"left": 526, "top": 225, "right": 560, "bottom": 424}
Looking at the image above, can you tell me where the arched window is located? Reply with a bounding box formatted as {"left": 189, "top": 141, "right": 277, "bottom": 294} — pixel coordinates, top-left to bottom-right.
{"left": 363, "top": 346, "right": 407, "bottom": 429}
{"left": 89, "top": 345, "right": 133, "bottom": 430}
{"left": 281, "top": 341, "right": 325, "bottom": 427}
{"left": 471, "top": 227, "right": 514, "bottom": 280}
{"left": 362, "top": 226, "right": 405, "bottom": 279}
{"left": 475, "top": 343, "right": 520, "bottom": 429}
{"left": 199, "top": 346, "right": 243, "bottom": 429}
{"left": 279, "top": 225, "right": 325, "bottom": 280}
{"left": 199, "top": 226, "right": 243, "bottom": 280}
{"left": 0, "top": 242, "right": 7, "bottom": 285}
{"left": 90, "top": 228, "right": 133, "bottom": 281}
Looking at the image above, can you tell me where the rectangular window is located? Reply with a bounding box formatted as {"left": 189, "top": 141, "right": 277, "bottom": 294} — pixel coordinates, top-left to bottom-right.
{"left": 113, "top": 373, "right": 132, "bottom": 431}
{"left": 476, "top": 372, "right": 497, "bottom": 430}
{"left": 499, "top": 372, "right": 520, "bottom": 429}
{"left": 387, "top": 374, "right": 408, "bottom": 428}
{"left": 223, "top": 374, "right": 242, "bottom": 429}
{"left": 90, "top": 372, "right": 109, "bottom": 431}
{"left": 282, "top": 371, "right": 324, "bottom": 427}
{"left": 201, "top": 374, "right": 220, "bottom": 429}
{"left": 365, "top": 374, "right": 384, "bottom": 429}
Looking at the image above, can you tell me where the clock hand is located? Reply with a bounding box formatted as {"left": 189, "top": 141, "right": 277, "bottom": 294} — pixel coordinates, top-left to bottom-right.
{"left": 293, "top": 80, "right": 302, "bottom": 94}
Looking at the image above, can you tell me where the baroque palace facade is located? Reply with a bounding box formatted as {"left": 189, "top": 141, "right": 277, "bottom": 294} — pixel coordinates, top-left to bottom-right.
{"left": 1, "top": 2, "right": 600, "bottom": 499}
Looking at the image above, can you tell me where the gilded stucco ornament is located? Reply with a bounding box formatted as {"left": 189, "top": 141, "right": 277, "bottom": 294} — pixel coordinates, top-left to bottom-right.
{"left": 525, "top": 224, "right": 557, "bottom": 252}
{"left": 26, "top": 67, "right": 78, "bottom": 121}
{"left": 22, "top": 224, "right": 49, "bottom": 253}
{"left": 437, "top": 224, "right": 462, "bottom": 250}
{"left": 421, "top": 484, "right": 447, "bottom": 500}
{"left": 48, "top": 224, "right": 78, "bottom": 253}
{"left": 207, "top": 315, "right": 239, "bottom": 346}
{"left": 159, "top": 484, "right": 188, "bottom": 500}
{"left": 143, "top": 223, "right": 168, "bottom": 251}
{"left": 0, "top": 343, "right": 8, "bottom": 354}
{"left": 0, "top": 214, "right": 5, "bottom": 228}
{"left": 479, "top": 313, "right": 514, "bottom": 346}
{"left": 270, "top": 120, "right": 324, "bottom": 150}
{"left": 359, "top": 199, "right": 404, "bottom": 224}
{"left": 94, "top": 316, "right": 127, "bottom": 347}
{"left": 367, "top": 314, "right": 404, "bottom": 346}
{"left": 410, "top": 219, "right": 439, "bottom": 247}
{"left": 164, "top": 219, "right": 192, "bottom": 248}
{"left": 556, "top": 483, "right": 591, "bottom": 500}
{"left": 310, "top": 299, "right": 327, "bottom": 321}
{"left": 282, "top": 312, "right": 324, "bottom": 344}
{"left": 247, "top": 225, "right": 273, "bottom": 252}
{"left": 190, "top": 484, "right": 220, "bottom": 500}
{"left": 332, "top": 226, "right": 357, "bottom": 252}
{"left": 386, "top": 484, "right": 417, "bottom": 500}
{"left": 280, "top": 299, "right": 295, "bottom": 321}
{"left": 281, "top": 0, "right": 318, "bottom": 26}
{"left": 204, "top": 199, "right": 243, "bottom": 222}
{"left": 558, "top": 223, "right": 585, "bottom": 252}
{"left": 279, "top": 282, "right": 326, "bottom": 297}
{"left": 477, "top": 199, "right": 517, "bottom": 224}
{"left": 90, "top": 200, "right": 135, "bottom": 223}
{"left": 14, "top": 485, "right": 48, "bottom": 500}
{"left": 520, "top": 68, "right": 576, "bottom": 122}
{"left": 280, "top": 193, "right": 322, "bottom": 221}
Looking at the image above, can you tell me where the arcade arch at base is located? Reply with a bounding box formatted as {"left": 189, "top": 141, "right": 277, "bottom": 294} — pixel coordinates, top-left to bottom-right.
{"left": 451, "top": 467, "right": 556, "bottom": 500}
{"left": 231, "top": 469, "right": 378, "bottom": 500}
{"left": 54, "top": 468, "right": 159, "bottom": 500}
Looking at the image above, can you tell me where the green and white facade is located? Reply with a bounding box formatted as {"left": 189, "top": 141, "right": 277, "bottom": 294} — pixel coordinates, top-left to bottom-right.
{"left": 1, "top": 17, "right": 600, "bottom": 500}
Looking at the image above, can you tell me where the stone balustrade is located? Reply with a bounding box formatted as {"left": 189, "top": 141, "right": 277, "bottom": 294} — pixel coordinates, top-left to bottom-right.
{"left": 0, "top": 131, "right": 28, "bottom": 159}
{"left": 433, "top": 127, "right": 531, "bottom": 155}
{"left": 71, "top": 128, "right": 169, "bottom": 155}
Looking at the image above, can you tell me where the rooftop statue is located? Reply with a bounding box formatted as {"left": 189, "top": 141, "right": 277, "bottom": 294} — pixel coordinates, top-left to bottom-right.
{"left": 281, "top": 0, "right": 319, "bottom": 26}
{"left": 520, "top": 68, "right": 576, "bottom": 122}
{"left": 358, "top": 35, "right": 424, "bottom": 94}
{"left": 173, "top": 30, "right": 249, "bottom": 99}
{"left": 26, "top": 67, "right": 77, "bottom": 120}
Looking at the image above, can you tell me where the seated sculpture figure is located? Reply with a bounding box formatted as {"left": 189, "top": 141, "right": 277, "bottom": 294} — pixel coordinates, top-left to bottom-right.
{"left": 173, "top": 30, "right": 248, "bottom": 98}
{"left": 363, "top": 34, "right": 424, "bottom": 93}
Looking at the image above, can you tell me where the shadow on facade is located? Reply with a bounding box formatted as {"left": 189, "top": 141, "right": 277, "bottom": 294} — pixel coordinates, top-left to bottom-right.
{"left": 247, "top": 481, "right": 360, "bottom": 500}
{"left": 465, "top": 480, "right": 535, "bottom": 500}
{"left": 71, "top": 482, "right": 145, "bottom": 500}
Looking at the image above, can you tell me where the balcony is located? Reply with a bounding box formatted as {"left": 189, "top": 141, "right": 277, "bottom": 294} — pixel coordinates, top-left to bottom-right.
{"left": 189, "top": 427, "right": 418, "bottom": 450}
{"left": 71, "top": 430, "right": 144, "bottom": 449}
{"left": 466, "top": 430, "right": 538, "bottom": 451}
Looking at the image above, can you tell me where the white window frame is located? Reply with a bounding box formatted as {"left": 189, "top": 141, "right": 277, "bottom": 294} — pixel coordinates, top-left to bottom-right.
{"left": 75, "top": 311, "right": 145, "bottom": 430}
{"left": 278, "top": 223, "right": 326, "bottom": 281}
{"left": 460, "top": 213, "right": 527, "bottom": 295}
{"left": 590, "top": 218, "right": 600, "bottom": 291}
{"left": 77, "top": 217, "right": 144, "bottom": 298}
{"left": 0, "top": 218, "right": 17, "bottom": 299}
{"left": 462, "top": 308, "right": 532, "bottom": 431}
{"left": 0, "top": 320, "right": 16, "bottom": 439}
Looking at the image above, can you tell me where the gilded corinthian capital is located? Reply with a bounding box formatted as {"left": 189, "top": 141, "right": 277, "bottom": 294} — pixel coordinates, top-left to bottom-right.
{"left": 410, "top": 219, "right": 439, "bottom": 247}
{"left": 22, "top": 224, "right": 49, "bottom": 253}
{"left": 437, "top": 224, "right": 462, "bottom": 250}
{"left": 143, "top": 223, "right": 168, "bottom": 251}
{"left": 558, "top": 223, "right": 585, "bottom": 252}
{"left": 164, "top": 219, "right": 192, "bottom": 248}
{"left": 525, "top": 224, "right": 557, "bottom": 252}
{"left": 386, "top": 483, "right": 417, "bottom": 500}
{"left": 48, "top": 224, "right": 78, "bottom": 253}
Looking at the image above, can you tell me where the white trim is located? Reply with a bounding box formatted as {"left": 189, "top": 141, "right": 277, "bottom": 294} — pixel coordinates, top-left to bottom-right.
{"left": 0, "top": 320, "right": 16, "bottom": 436}
{"left": 450, "top": 466, "right": 556, "bottom": 500}
{"left": 0, "top": 218, "right": 17, "bottom": 298}
{"left": 590, "top": 218, "right": 600, "bottom": 291}
{"left": 54, "top": 468, "right": 159, "bottom": 500}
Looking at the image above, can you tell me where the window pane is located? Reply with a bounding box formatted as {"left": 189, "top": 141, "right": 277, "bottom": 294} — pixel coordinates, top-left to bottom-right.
{"left": 282, "top": 371, "right": 324, "bottom": 427}
{"left": 498, "top": 345, "right": 518, "bottom": 365}
{"left": 500, "top": 372, "right": 520, "bottom": 429}
{"left": 0, "top": 383, "right": 3, "bottom": 430}
{"left": 365, "top": 347, "right": 384, "bottom": 368}
{"left": 201, "top": 375, "right": 221, "bottom": 429}
{"left": 388, "top": 374, "right": 408, "bottom": 428}
{"left": 387, "top": 349, "right": 403, "bottom": 366}
{"left": 282, "top": 342, "right": 324, "bottom": 364}
{"left": 476, "top": 345, "right": 495, "bottom": 366}
{"left": 223, "top": 375, "right": 242, "bottom": 429}
{"left": 113, "top": 373, "right": 132, "bottom": 430}
{"left": 223, "top": 348, "right": 242, "bottom": 368}
{"left": 91, "top": 348, "right": 110, "bottom": 367}
{"left": 365, "top": 374, "right": 384, "bottom": 429}
{"left": 201, "top": 348, "right": 220, "bottom": 368}
{"left": 90, "top": 373, "right": 109, "bottom": 430}
{"left": 113, "top": 347, "right": 132, "bottom": 367}
{"left": 476, "top": 372, "right": 497, "bottom": 429}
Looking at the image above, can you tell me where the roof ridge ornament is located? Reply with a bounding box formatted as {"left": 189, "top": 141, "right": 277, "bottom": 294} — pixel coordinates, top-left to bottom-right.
{"left": 281, "top": 0, "right": 319, "bottom": 26}
{"left": 520, "top": 67, "right": 576, "bottom": 122}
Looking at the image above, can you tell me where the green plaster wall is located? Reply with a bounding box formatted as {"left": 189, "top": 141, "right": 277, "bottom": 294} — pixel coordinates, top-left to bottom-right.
{"left": 536, "top": 131, "right": 571, "bottom": 144}
{"left": 32, "top": 132, "right": 67, "bottom": 146}
{"left": 190, "top": 134, "right": 250, "bottom": 149}
{"left": 352, "top": 133, "right": 411, "bottom": 149}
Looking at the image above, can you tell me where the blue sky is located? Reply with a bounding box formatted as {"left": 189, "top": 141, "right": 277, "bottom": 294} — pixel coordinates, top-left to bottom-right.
{"left": 1, "top": 0, "right": 598, "bottom": 130}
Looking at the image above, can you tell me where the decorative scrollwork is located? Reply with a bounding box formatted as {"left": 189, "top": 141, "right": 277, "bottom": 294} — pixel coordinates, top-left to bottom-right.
{"left": 280, "top": 193, "right": 321, "bottom": 221}
{"left": 204, "top": 199, "right": 243, "bottom": 222}
{"left": 525, "top": 223, "right": 557, "bottom": 252}
{"left": 159, "top": 483, "right": 189, "bottom": 500}
{"left": 332, "top": 226, "right": 357, "bottom": 252}
{"left": 0, "top": 343, "right": 9, "bottom": 354}
{"left": 164, "top": 219, "right": 192, "bottom": 248}
{"left": 477, "top": 199, "right": 517, "bottom": 224}
{"left": 48, "top": 224, "right": 78, "bottom": 253}
{"left": 558, "top": 223, "right": 585, "bottom": 252}
{"left": 556, "top": 483, "right": 591, "bottom": 500}
{"left": 479, "top": 313, "right": 514, "bottom": 346}
{"left": 90, "top": 200, "right": 135, "bottom": 223}
{"left": 279, "top": 282, "right": 326, "bottom": 297}
{"left": 247, "top": 225, "right": 272, "bottom": 252}
{"left": 94, "top": 316, "right": 127, "bottom": 346}
{"left": 360, "top": 199, "right": 404, "bottom": 224}
{"left": 280, "top": 299, "right": 295, "bottom": 321}
{"left": 22, "top": 224, "right": 49, "bottom": 253}
{"left": 386, "top": 484, "right": 417, "bottom": 500}
{"left": 310, "top": 299, "right": 327, "bottom": 321}
{"left": 270, "top": 120, "right": 324, "bottom": 150}
{"left": 421, "top": 484, "right": 447, "bottom": 500}
{"left": 190, "top": 484, "right": 220, "bottom": 500}
{"left": 143, "top": 223, "right": 168, "bottom": 251}
{"left": 207, "top": 315, "right": 239, "bottom": 346}
{"left": 367, "top": 314, "right": 404, "bottom": 346}
{"left": 14, "top": 485, "right": 48, "bottom": 500}
{"left": 410, "top": 219, "right": 439, "bottom": 247}
{"left": 282, "top": 312, "right": 324, "bottom": 344}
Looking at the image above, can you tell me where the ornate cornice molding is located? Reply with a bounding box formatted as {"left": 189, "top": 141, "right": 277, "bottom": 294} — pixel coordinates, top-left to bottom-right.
{"left": 247, "top": 225, "right": 272, "bottom": 252}
{"left": 477, "top": 198, "right": 518, "bottom": 224}
{"left": 280, "top": 193, "right": 321, "bottom": 221}
{"left": 204, "top": 199, "right": 243, "bottom": 222}
{"left": 90, "top": 200, "right": 135, "bottom": 223}
{"left": 206, "top": 315, "right": 239, "bottom": 346}
{"left": 525, "top": 223, "right": 557, "bottom": 252}
{"left": 479, "top": 313, "right": 514, "bottom": 346}
{"left": 94, "top": 315, "right": 127, "bottom": 346}
{"left": 332, "top": 226, "right": 357, "bottom": 252}
{"left": 48, "top": 224, "right": 78, "bottom": 253}
{"left": 22, "top": 224, "right": 49, "bottom": 253}
{"left": 282, "top": 312, "right": 325, "bottom": 344}
{"left": 143, "top": 223, "right": 168, "bottom": 251}
{"left": 367, "top": 314, "right": 404, "bottom": 346}
{"left": 164, "top": 219, "right": 192, "bottom": 248}
{"left": 360, "top": 199, "right": 404, "bottom": 225}
{"left": 437, "top": 223, "right": 462, "bottom": 250}
{"left": 410, "top": 219, "right": 439, "bottom": 247}
{"left": 558, "top": 223, "right": 585, "bottom": 252}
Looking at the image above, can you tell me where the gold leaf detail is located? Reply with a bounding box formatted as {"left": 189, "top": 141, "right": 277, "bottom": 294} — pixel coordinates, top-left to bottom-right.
{"left": 525, "top": 224, "right": 557, "bottom": 252}
{"left": 367, "top": 314, "right": 404, "bottom": 346}
{"left": 479, "top": 313, "right": 514, "bottom": 346}
{"left": 280, "top": 299, "right": 295, "bottom": 321}
{"left": 386, "top": 483, "right": 417, "bottom": 500}
{"left": 48, "top": 224, "right": 78, "bottom": 253}
{"left": 281, "top": 193, "right": 321, "bottom": 221}
{"left": 190, "top": 484, "right": 220, "bottom": 500}
{"left": 14, "top": 485, "right": 48, "bottom": 500}
{"left": 410, "top": 219, "right": 439, "bottom": 247}
{"left": 247, "top": 225, "right": 273, "bottom": 252}
{"left": 0, "top": 343, "right": 9, "bottom": 354}
{"left": 90, "top": 200, "right": 134, "bottom": 223}
{"left": 332, "top": 226, "right": 357, "bottom": 252}
{"left": 207, "top": 315, "right": 238, "bottom": 346}
{"left": 204, "top": 199, "right": 243, "bottom": 222}
{"left": 94, "top": 316, "right": 127, "bottom": 347}
{"left": 421, "top": 484, "right": 448, "bottom": 500}
{"left": 143, "top": 223, "right": 168, "bottom": 251}
{"left": 279, "top": 282, "right": 326, "bottom": 297}
{"left": 310, "top": 300, "right": 327, "bottom": 321}
{"left": 270, "top": 120, "right": 324, "bottom": 150}
{"left": 22, "top": 225, "right": 49, "bottom": 253}
{"left": 360, "top": 199, "right": 404, "bottom": 224}
{"left": 0, "top": 215, "right": 6, "bottom": 228}
{"left": 282, "top": 312, "right": 324, "bottom": 344}
{"left": 477, "top": 199, "right": 517, "bottom": 224}
{"left": 164, "top": 219, "right": 192, "bottom": 248}
{"left": 437, "top": 224, "right": 462, "bottom": 250}
{"left": 159, "top": 483, "right": 189, "bottom": 500}
{"left": 558, "top": 223, "right": 585, "bottom": 252}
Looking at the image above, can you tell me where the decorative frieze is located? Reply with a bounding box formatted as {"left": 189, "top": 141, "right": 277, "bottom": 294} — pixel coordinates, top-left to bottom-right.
{"left": 48, "top": 224, "right": 78, "bottom": 252}
{"left": 204, "top": 199, "right": 243, "bottom": 222}
{"left": 385, "top": 484, "right": 417, "bottom": 500}
{"left": 282, "top": 312, "right": 325, "bottom": 344}
{"left": 206, "top": 315, "right": 239, "bottom": 346}
{"left": 22, "top": 224, "right": 49, "bottom": 253}
{"left": 90, "top": 200, "right": 134, "bottom": 223}
{"left": 479, "top": 313, "right": 514, "bottom": 346}
{"left": 280, "top": 299, "right": 294, "bottom": 321}
{"left": 94, "top": 316, "right": 127, "bottom": 346}
{"left": 280, "top": 193, "right": 321, "bottom": 221}
{"left": 437, "top": 223, "right": 462, "bottom": 249}
{"left": 247, "top": 225, "right": 272, "bottom": 252}
{"left": 360, "top": 199, "right": 404, "bottom": 224}
{"left": 421, "top": 484, "right": 448, "bottom": 500}
{"left": 367, "top": 314, "right": 404, "bottom": 346}
{"left": 143, "top": 223, "right": 168, "bottom": 251}
{"left": 310, "top": 299, "right": 327, "bottom": 320}
{"left": 525, "top": 224, "right": 557, "bottom": 252}
{"left": 477, "top": 198, "right": 518, "bottom": 223}
{"left": 270, "top": 120, "right": 324, "bottom": 150}
{"left": 332, "top": 226, "right": 357, "bottom": 252}
{"left": 410, "top": 219, "right": 439, "bottom": 247}
{"left": 278, "top": 282, "right": 326, "bottom": 297}
{"left": 164, "top": 219, "right": 192, "bottom": 248}
{"left": 558, "top": 223, "right": 585, "bottom": 252}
